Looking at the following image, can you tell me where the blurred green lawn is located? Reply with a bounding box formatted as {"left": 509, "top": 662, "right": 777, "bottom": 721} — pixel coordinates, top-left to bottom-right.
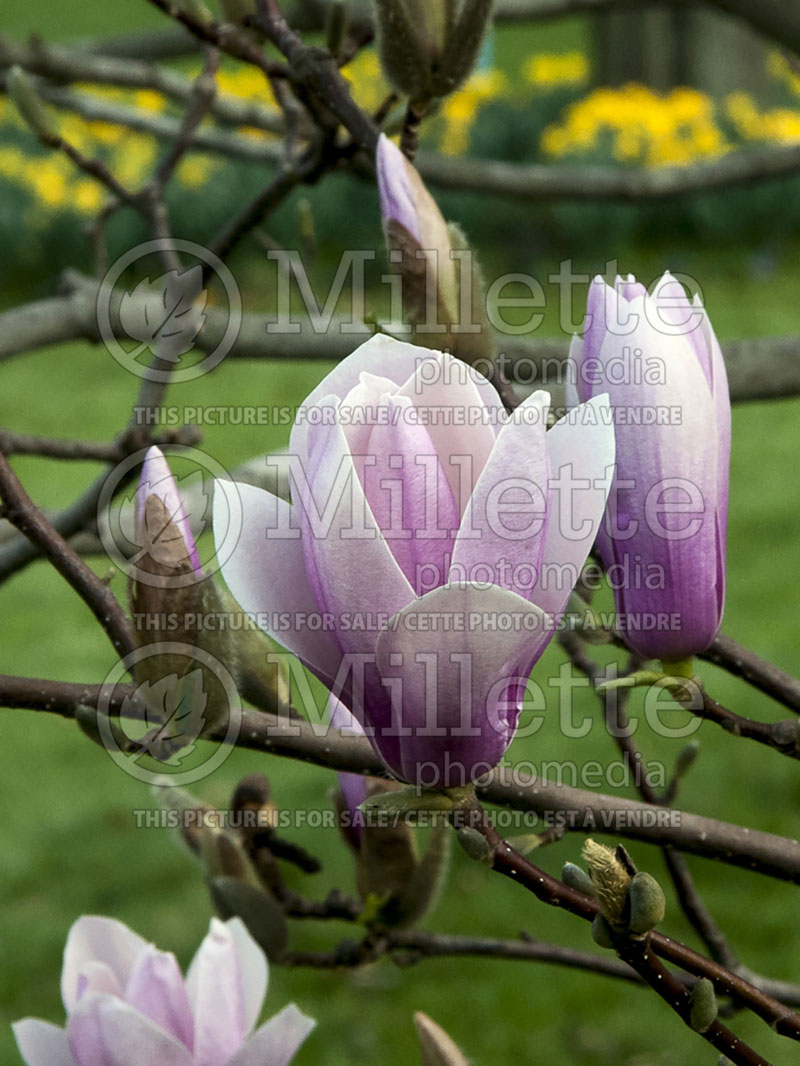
{"left": 3, "top": 2, "right": 800, "bottom": 1065}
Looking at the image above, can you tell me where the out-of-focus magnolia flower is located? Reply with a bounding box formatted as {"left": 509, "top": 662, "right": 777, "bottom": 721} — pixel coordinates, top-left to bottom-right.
{"left": 215, "top": 334, "right": 614, "bottom": 787}
{"left": 13, "top": 915, "right": 314, "bottom": 1066}
{"left": 569, "top": 272, "right": 730, "bottom": 661}
{"left": 136, "top": 445, "right": 202, "bottom": 579}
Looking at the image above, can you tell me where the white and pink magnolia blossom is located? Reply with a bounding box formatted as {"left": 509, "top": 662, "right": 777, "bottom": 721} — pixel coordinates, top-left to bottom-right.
{"left": 215, "top": 335, "right": 615, "bottom": 787}
{"left": 13, "top": 915, "right": 314, "bottom": 1066}
{"left": 569, "top": 272, "right": 730, "bottom": 660}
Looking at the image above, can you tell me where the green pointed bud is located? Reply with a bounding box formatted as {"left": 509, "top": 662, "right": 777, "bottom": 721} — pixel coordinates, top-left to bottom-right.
{"left": 562, "top": 861, "right": 596, "bottom": 897}
{"left": 591, "top": 913, "right": 615, "bottom": 949}
{"left": 372, "top": 0, "right": 437, "bottom": 100}
{"left": 7, "top": 66, "right": 59, "bottom": 145}
{"left": 208, "top": 876, "right": 289, "bottom": 961}
{"left": 414, "top": 1011, "right": 470, "bottom": 1066}
{"left": 432, "top": 0, "right": 495, "bottom": 97}
{"left": 689, "top": 978, "right": 718, "bottom": 1032}
{"left": 582, "top": 839, "right": 632, "bottom": 925}
{"left": 456, "top": 825, "right": 494, "bottom": 865}
{"left": 627, "top": 871, "right": 666, "bottom": 934}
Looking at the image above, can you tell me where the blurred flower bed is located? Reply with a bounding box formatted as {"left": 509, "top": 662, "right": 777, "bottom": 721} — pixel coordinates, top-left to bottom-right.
{"left": 3, "top": 46, "right": 800, "bottom": 292}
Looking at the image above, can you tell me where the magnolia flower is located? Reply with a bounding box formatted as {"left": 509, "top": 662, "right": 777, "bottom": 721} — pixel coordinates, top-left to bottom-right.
{"left": 13, "top": 915, "right": 314, "bottom": 1066}
{"left": 569, "top": 272, "right": 730, "bottom": 661}
{"left": 215, "top": 335, "right": 614, "bottom": 786}
{"left": 135, "top": 445, "right": 202, "bottom": 580}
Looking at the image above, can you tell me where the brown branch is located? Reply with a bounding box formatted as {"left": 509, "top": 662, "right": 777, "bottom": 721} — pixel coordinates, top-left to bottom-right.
{"left": 701, "top": 634, "right": 800, "bottom": 714}
{"left": 464, "top": 805, "right": 789, "bottom": 1064}
{"left": 0, "top": 427, "right": 201, "bottom": 463}
{"left": 0, "top": 456, "right": 134, "bottom": 659}
{"left": 694, "top": 692, "right": 800, "bottom": 758}
{"left": 0, "top": 35, "right": 285, "bottom": 135}
{"left": 6, "top": 681, "right": 800, "bottom": 885}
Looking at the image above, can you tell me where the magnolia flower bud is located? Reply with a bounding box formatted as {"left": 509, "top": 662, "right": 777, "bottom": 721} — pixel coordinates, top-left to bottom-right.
{"left": 628, "top": 871, "right": 666, "bottom": 934}
{"left": 377, "top": 135, "right": 494, "bottom": 366}
{"left": 582, "top": 839, "right": 632, "bottom": 926}
{"left": 372, "top": 0, "right": 494, "bottom": 103}
{"left": 689, "top": 978, "right": 718, "bottom": 1032}
{"left": 331, "top": 699, "right": 450, "bottom": 927}
{"left": 7, "top": 65, "right": 59, "bottom": 145}
{"left": 414, "top": 1011, "right": 471, "bottom": 1066}
{"left": 569, "top": 272, "right": 730, "bottom": 661}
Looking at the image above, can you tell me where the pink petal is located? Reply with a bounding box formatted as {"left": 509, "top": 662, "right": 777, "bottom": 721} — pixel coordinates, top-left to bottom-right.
{"left": 67, "top": 995, "right": 193, "bottom": 1066}
{"left": 226, "top": 1005, "right": 315, "bottom": 1066}
{"left": 124, "top": 947, "right": 194, "bottom": 1050}
{"left": 289, "top": 335, "right": 430, "bottom": 467}
{"left": 213, "top": 480, "right": 343, "bottom": 690}
{"left": 297, "top": 411, "right": 414, "bottom": 663}
{"left": 451, "top": 390, "right": 550, "bottom": 600}
{"left": 395, "top": 353, "right": 500, "bottom": 515}
{"left": 61, "top": 917, "right": 149, "bottom": 1014}
{"left": 374, "top": 582, "right": 550, "bottom": 786}
{"left": 362, "top": 395, "right": 459, "bottom": 593}
{"left": 13, "top": 1020, "right": 76, "bottom": 1066}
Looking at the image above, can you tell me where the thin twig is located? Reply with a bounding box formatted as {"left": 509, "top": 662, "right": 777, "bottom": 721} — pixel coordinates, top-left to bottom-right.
{"left": 0, "top": 456, "right": 134, "bottom": 659}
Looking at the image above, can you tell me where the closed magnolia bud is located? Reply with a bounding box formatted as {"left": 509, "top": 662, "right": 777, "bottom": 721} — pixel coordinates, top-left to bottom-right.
{"left": 7, "top": 65, "right": 59, "bottom": 144}
{"left": 414, "top": 1012, "right": 471, "bottom": 1066}
{"left": 430, "top": 0, "right": 495, "bottom": 98}
{"left": 689, "top": 978, "right": 718, "bottom": 1032}
{"left": 456, "top": 826, "right": 493, "bottom": 864}
{"left": 372, "top": 0, "right": 445, "bottom": 100}
{"left": 628, "top": 871, "right": 666, "bottom": 934}
{"left": 562, "top": 862, "right": 596, "bottom": 898}
{"left": 591, "top": 913, "right": 615, "bottom": 949}
{"left": 208, "top": 876, "right": 289, "bottom": 961}
{"left": 582, "top": 839, "right": 631, "bottom": 925}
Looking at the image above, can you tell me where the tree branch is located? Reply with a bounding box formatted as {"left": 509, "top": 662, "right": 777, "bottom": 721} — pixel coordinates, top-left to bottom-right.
{"left": 0, "top": 456, "right": 135, "bottom": 659}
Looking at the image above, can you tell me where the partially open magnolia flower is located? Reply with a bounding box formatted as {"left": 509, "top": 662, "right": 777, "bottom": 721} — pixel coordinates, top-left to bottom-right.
{"left": 215, "top": 335, "right": 615, "bottom": 787}
{"left": 13, "top": 915, "right": 314, "bottom": 1066}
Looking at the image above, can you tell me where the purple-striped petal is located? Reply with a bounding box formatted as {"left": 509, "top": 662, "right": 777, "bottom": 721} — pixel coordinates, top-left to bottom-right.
{"left": 67, "top": 995, "right": 194, "bottom": 1066}
{"left": 226, "top": 1005, "right": 315, "bottom": 1066}
{"left": 61, "top": 917, "right": 149, "bottom": 1014}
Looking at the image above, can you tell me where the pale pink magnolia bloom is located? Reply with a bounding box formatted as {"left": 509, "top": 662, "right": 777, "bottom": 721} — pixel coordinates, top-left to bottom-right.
{"left": 215, "top": 335, "right": 615, "bottom": 787}
{"left": 13, "top": 916, "right": 314, "bottom": 1066}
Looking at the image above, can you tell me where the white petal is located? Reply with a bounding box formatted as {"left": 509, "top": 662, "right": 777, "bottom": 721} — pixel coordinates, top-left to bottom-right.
{"left": 61, "top": 917, "right": 148, "bottom": 1014}
{"left": 186, "top": 919, "right": 249, "bottom": 1066}
{"left": 226, "top": 1005, "right": 315, "bottom": 1066}
{"left": 530, "top": 395, "right": 615, "bottom": 616}
{"left": 213, "top": 480, "right": 343, "bottom": 688}
{"left": 225, "top": 918, "right": 268, "bottom": 1036}
{"left": 12, "top": 1020, "right": 76, "bottom": 1066}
